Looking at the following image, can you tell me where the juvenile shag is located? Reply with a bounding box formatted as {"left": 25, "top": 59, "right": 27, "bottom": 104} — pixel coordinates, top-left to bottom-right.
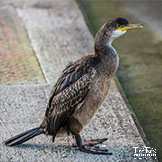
{"left": 3, "top": 17, "right": 143, "bottom": 155}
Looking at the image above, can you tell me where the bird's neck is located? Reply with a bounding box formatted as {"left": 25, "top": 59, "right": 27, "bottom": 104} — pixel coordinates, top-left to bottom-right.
{"left": 94, "top": 38, "right": 117, "bottom": 59}
{"left": 94, "top": 38, "right": 119, "bottom": 77}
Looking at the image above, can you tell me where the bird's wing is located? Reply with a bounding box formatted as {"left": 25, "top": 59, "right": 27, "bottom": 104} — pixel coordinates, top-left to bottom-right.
{"left": 48, "top": 57, "right": 93, "bottom": 103}
{"left": 43, "top": 56, "right": 97, "bottom": 141}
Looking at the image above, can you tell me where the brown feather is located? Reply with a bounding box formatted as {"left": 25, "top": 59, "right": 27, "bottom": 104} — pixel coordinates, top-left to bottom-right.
{"left": 41, "top": 55, "right": 98, "bottom": 140}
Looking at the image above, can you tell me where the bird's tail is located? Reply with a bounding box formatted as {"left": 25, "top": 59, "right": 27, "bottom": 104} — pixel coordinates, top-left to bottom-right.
{"left": 3, "top": 127, "right": 44, "bottom": 146}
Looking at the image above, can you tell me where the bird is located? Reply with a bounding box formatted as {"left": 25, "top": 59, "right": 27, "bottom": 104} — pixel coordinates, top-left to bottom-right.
{"left": 3, "top": 17, "right": 143, "bottom": 155}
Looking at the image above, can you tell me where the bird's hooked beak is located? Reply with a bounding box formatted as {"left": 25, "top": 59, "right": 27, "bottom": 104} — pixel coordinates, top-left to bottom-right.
{"left": 117, "top": 24, "right": 144, "bottom": 31}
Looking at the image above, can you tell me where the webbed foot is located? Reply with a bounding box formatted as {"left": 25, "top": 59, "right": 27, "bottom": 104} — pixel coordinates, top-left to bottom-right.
{"left": 74, "top": 135, "right": 112, "bottom": 155}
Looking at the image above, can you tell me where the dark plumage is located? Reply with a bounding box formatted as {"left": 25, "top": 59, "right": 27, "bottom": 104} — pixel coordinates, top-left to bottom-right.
{"left": 44, "top": 56, "right": 97, "bottom": 141}
{"left": 3, "top": 17, "right": 143, "bottom": 155}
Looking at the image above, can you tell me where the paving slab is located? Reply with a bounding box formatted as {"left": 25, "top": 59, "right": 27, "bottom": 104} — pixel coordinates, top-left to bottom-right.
{"left": 0, "top": 0, "right": 157, "bottom": 161}
{"left": 0, "top": 6, "right": 45, "bottom": 85}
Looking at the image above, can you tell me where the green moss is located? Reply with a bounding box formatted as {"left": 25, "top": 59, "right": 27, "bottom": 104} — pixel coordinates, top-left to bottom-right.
{"left": 77, "top": 0, "right": 162, "bottom": 160}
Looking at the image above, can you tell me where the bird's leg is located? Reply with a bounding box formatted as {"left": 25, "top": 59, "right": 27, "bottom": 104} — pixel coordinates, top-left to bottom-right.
{"left": 72, "top": 137, "right": 107, "bottom": 147}
{"left": 74, "top": 134, "right": 112, "bottom": 155}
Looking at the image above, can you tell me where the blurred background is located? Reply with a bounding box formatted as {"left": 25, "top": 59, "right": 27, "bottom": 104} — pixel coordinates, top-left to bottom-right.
{"left": 77, "top": 0, "right": 162, "bottom": 160}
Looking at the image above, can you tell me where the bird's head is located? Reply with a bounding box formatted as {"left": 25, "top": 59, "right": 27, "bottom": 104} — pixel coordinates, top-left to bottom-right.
{"left": 95, "top": 17, "right": 143, "bottom": 46}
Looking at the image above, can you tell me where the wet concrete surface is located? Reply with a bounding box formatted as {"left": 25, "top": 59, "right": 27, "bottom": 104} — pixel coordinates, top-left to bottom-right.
{"left": 0, "top": 6, "right": 46, "bottom": 85}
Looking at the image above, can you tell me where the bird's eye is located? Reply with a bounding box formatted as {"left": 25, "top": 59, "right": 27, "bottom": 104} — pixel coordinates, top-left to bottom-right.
{"left": 116, "top": 24, "right": 121, "bottom": 28}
